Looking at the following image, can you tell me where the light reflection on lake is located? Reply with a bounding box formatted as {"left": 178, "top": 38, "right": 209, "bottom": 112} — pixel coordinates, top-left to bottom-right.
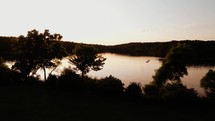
{"left": 87, "top": 53, "right": 214, "bottom": 95}
{"left": 88, "top": 53, "right": 161, "bottom": 86}
{"left": 54, "top": 53, "right": 214, "bottom": 95}
{"left": 6, "top": 53, "right": 215, "bottom": 95}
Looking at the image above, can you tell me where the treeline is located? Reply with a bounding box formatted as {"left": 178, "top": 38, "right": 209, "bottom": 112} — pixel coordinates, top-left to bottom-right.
{"left": 0, "top": 36, "right": 17, "bottom": 60}
{"left": 104, "top": 41, "right": 177, "bottom": 57}
{"left": 0, "top": 36, "right": 100, "bottom": 60}
{"left": 28, "top": 40, "right": 215, "bottom": 66}
{"left": 103, "top": 40, "right": 215, "bottom": 58}
{"left": 1, "top": 36, "right": 215, "bottom": 60}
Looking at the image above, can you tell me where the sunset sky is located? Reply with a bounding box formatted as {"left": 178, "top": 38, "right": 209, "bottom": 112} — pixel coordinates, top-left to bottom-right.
{"left": 1, "top": 0, "right": 215, "bottom": 45}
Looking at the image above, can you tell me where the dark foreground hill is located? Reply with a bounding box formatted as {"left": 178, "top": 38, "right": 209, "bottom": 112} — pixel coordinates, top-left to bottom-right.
{"left": 0, "top": 84, "right": 214, "bottom": 121}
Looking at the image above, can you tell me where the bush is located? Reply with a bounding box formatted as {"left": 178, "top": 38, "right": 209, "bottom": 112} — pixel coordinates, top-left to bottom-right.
{"left": 143, "top": 84, "right": 160, "bottom": 98}
{"left": 143, "top": 82, "right": 198, "bottom": 105}
{"left": 46, "top": 74, "right": 58, "bottom": 88}
{"left": 98, "top": 75, "right": 124, "bottom": 96}
{"left": 160, "top": 83, "right": 198, "bottom": 104}
{"left": 125, "top": 82, "right": 143, "bottom": 98}
{"left": 0, "top": 58, "right": 24, "bottom": 84}
{"left": 57, "top": 68, "right": 83, "bottom": 90}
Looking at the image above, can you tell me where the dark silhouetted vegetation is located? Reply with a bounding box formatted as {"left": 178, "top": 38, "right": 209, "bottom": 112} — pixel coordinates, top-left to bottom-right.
{"left": 125, "top": 82, "right": 143, "bottom": 99}
{"left": 104, "top": 40, "right": 215, "bottom": 58}
{"left": 1, "top": 31, "right": 215, "bottom": 121}
{"left": 57, "top": 68, "right": 84, "bottom": 90}
{"left": 97, "top": 75, "right": 124, "bottom": 96}
{"left": 0, "top": 36, "right": 17, "bottom": 60}
{"left": 11, "top": 29, "right": 67, "bottom": 82}
{"left": 1, "top": 35, "right": 215, "bottom": 66}
{"left": 159, "top": 83, "right": 198, "bottom": 104}
{"left": 143, "top": 43, "right": 199, "bottom": 104}
{"left": 69, "top": 45, "right": 106, "bottom": 77}
{"left": 0, "top": 57, "right": 22, "bottom": 84}
{"left": 153, "top": 43, "right": 191, "bottom": 86}
{"left": 201, "top": 69, "right": 215, "bottom": 98}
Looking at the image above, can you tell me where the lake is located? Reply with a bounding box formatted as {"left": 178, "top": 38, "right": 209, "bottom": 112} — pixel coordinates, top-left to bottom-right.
{"left": 73, "top": 53, "right": 214, "bottom": 96}
{"left": 87, "top": 53, "right": 215, "bottom": 95}
{"left": 7, "top": 53, "right": 215, "bottom": 96}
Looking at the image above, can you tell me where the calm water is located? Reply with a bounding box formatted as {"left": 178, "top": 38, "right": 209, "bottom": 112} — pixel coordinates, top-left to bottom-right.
{"left": 50, "top": 53, "right": 214, "bottom": 95}
{"left": 88, "top": 53, "right": 214, "bottom": 95}
{"left": 6, "top": 53, "right": 215, "bottom": 95}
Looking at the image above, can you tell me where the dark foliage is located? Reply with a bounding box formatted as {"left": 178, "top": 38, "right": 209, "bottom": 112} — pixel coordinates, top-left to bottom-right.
{"left": 0, "top": 37, "right": 17, "bottom": 60}
{"left": 143, "top": 84, "right": 160, "bottom": 98}
{"left": 1, "top": 35, "right": 215, "bottom": 107}
{"left": 159, "top": 83, "right": 198, "bottom": 104}
{"left": 0, "top": 57, "right": 41, "bottom": 85}
{"left": 143, "top": 43, "right": 199, "bottom": 104}
{"left": 0, "top": 57, "right": 19, "bottom": 84}
{"left": 201, "top": 69, "right": 215, "bottom": 98}
{"left": 12, "top": 29, "right": 67, "bottom": 82}
{"left": 153, "top": 43, "right": 191, "bottom": 86}
{"left": 69, "top": 45, "right": 106, "bottom": 77}
{"left": 1, "top": 36, "right": 215, "bottom": 65}
{"left": 104, "top": 40, "right": 215, "bottom": 60}
{"left": 57, "top": 68, "right": 84, "bottom": 91}
{"left": 98, "top": 75, "right": 124, "bottom": 96}
{"left": 46, "top": 74, "right": 58, "bottom": 88}
{"left": 143, "top": 82, "right": 198, "bottom": 104}
{"left": 61, "top": 41, "right": 76, "bottom": 54}
{"left": 125, "top": 82, "right": 143, "bottom": 99}
{"left": 105, "top": 41, "right": 178, "bottom": 57}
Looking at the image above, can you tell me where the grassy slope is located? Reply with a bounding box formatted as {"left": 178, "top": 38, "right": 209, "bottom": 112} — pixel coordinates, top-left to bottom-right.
{"left": 0, "top": 85, "right": 214, "bottom": 121}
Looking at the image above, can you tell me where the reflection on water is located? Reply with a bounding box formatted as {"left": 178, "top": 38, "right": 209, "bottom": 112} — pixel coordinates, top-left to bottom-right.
{"left": 88, "top": 53, "right": 214, "bottom": 95}
{"left": 88, "top": 53, "right": 161, "bottom": 86}
{"left": 6, "top": 53, "right": 215, "bottom": 95}
{"left": 182, "top": 67, "right": 213, "bottom": 95}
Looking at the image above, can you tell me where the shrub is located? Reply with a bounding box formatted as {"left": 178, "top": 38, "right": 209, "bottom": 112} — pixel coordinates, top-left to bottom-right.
{"left": 143, "top": 84, "right": 160, "bottom": 98}
{"left": 98, "top": 75, "right": 124, "bottom": 96}
{"left": 46, "top": 74, "right": 58, "bottom": 88}
{"left": 57, "top": 68, "right": 83, "bottom": 90}
{"left": 125, "top": 82, "right": 143, "bottom": 98}
{"left": 160, "top": 83, "right": 198, "bottom": 104}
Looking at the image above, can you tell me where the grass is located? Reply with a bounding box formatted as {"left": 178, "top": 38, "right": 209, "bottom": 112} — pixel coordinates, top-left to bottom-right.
{"left": 0, "top": 85, "right": 214, "bottom": 121}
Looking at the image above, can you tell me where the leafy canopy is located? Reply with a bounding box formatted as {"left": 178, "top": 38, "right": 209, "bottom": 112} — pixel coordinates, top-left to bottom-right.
{"left": 12, "top": 29, "right": 67, "bottom": 81}
{"left": 153, "top": 43, "right": 192, "bottom": 86}
{"left": 143, "top": 43, "right": 198, "bottom": 99}
{"left": 201, "top": 69, "right": 215, "bottom": 96}
{"left": 69, "top": 45, "right": 106, "bottom": 77}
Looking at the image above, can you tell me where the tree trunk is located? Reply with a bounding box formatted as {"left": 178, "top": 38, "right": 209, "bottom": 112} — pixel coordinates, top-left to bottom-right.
{"left": 43, "top": 67, "right": 47, "bottom": 82}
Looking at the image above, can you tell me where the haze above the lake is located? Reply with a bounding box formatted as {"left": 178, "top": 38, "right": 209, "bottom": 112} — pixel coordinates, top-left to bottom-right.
{"left": 1, "top": 0, "right": 215, "bottom": 45}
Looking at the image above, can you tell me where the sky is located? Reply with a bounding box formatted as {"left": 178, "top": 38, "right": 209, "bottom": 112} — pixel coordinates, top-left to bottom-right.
{"left": 1, "top": 0, "right": 215, "bottom": 45}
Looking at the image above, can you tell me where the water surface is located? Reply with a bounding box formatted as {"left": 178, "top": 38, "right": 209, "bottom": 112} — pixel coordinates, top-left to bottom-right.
{"left": 6, "top": 53, "right": 215, "bottom": 95}
{"left": 87, "top": 53, "right": 214, "bottom": 95}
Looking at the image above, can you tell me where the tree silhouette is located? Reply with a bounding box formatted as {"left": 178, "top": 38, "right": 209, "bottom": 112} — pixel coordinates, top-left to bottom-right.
{"left": 143, "top": 43, "right": 198, "bottom": 100}
{"left": 153, "top": 43, "right": 192, "bottom": 86}
{"left": 201, "top": 69, "right": 215, "bottom": 97}
{"left": 98, "top": 75, "right": 124, "bottom": 96}
{"left": 125, "top": 82, "right": 143, "bottom": 98}
{"left": 69, "top": 45, "right": 106, "bottom": 77}
{"left": 0, "top": 36, "right": 17, "bottom": 60}
{"left": 12, "top": 29, "right": 67, "bottom": 82}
